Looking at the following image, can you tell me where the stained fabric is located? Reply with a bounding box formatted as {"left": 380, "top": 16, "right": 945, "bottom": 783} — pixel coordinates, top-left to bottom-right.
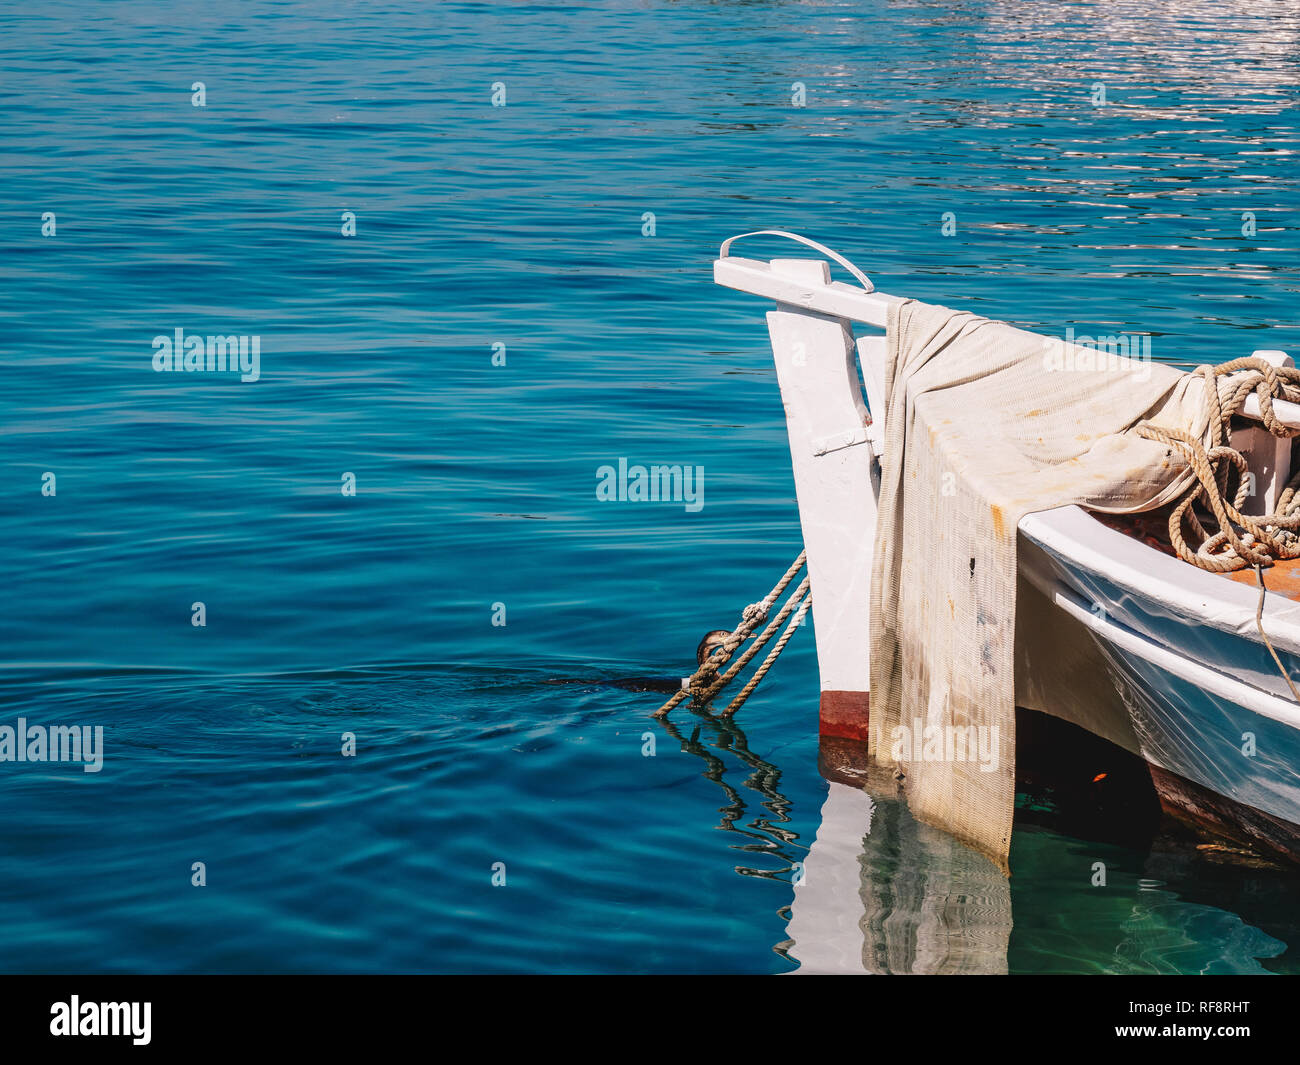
{"left": 868, "top": 300, "right": 1209, "bottom": 869}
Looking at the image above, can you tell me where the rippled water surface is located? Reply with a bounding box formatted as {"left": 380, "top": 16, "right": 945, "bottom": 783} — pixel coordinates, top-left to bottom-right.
{"left": 2, "top": 0, "right": 1298, "bottom": 973}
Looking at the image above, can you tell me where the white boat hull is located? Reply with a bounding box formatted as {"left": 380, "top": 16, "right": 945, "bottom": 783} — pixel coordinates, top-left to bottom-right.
{"left": 1020, "top": 508, "right": 1300, "bottom": 857}
{"left": 715, "top": 236, "right": 1300, "bottom": 863}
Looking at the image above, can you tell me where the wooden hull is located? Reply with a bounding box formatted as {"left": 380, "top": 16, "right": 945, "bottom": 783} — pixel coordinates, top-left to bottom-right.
{"left": 1148, "top": 764, "right": 1300, "bottom": 865}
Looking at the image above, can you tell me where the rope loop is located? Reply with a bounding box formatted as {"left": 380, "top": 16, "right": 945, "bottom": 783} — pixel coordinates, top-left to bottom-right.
{"left": 1136, "top": 358, "right": 1300, "bottom": 573}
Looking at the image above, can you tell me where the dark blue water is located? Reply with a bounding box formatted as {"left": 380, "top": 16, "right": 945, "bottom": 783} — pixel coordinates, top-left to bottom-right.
{"left": 2, "top": 0, "right": 1298, "bottom": 973}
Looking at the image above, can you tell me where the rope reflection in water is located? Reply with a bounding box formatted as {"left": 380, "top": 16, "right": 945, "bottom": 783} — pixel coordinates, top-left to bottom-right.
{"left": 652, "top": 711, "right": 1013, "bottom": 974}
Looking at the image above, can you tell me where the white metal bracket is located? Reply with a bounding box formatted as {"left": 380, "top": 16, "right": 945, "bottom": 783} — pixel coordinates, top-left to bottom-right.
{"left": 812, "top": 426, "right": 869, "bottom": 456}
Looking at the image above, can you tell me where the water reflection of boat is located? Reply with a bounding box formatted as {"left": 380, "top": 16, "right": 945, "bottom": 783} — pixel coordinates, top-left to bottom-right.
{"left": 655, "top": 703, "right": 1300, "bottom": 972}
{"left": 784, "top": 774, "right": 1013, "bottom": 974}
{"left": 653, "top": 708, "right": 1012, "bottom": 973}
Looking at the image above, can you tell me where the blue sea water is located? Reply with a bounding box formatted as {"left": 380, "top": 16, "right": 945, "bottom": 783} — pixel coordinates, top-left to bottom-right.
{"left": 1, "top": 0, "right": 1298, "bottom": 973}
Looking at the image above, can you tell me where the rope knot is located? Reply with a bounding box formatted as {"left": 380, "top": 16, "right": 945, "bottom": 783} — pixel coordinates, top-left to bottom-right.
{"left": 653, "top": 551, "right": 810, "bottom": 718}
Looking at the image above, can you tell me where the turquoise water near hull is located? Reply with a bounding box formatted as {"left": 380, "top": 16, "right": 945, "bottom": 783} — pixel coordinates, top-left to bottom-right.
{"left": 2, "top": 0, "right": 1298, "bottom": 973}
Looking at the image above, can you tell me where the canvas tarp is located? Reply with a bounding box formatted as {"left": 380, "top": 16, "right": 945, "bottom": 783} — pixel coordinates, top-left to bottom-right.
{"left": 868, "top": 299, "right": 1212, "bottom": 871}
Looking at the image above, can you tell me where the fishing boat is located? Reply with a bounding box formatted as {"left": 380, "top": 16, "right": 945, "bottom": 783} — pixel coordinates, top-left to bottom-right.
{"left": 711, "top": 230, "right": 1300, "bottom": 867}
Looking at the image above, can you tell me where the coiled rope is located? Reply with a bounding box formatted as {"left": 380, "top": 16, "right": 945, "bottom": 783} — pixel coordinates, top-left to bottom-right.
{"left": 1135, "top": 356, "right": 1300, "bottom": 700}
{"left": 654, "top": 552, "right": 810, "bottom": 718}
{"left": 1136, "top": 357, "right": 1300, "bottom": 572}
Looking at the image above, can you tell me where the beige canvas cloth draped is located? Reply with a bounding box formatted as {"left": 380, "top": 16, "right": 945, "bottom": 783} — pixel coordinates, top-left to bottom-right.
{"left": 868, "top": 299, "right": 1212, "bottom": 871}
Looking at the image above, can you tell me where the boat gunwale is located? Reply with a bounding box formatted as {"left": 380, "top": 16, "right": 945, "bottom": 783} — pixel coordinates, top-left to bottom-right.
{"left": 1021, "top": 506, "right": 1300, "bottom": 643}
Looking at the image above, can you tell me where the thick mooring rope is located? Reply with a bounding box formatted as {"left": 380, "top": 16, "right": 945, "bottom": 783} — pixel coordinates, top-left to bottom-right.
{"left": 723, "top": 594, "right": 813, "bottom": 717}
{"left": 654, "top": 552, "right": 809, "bottom": 718}
{"left": 1136, "top": 357, "right": 1300, "bottom": 572}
